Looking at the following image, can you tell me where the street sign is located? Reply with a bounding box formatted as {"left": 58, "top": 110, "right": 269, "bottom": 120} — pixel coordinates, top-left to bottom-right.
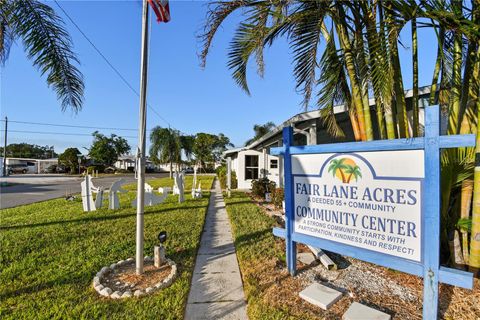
{"left": 271, "top": 105, "right": 475, "bottom": 319}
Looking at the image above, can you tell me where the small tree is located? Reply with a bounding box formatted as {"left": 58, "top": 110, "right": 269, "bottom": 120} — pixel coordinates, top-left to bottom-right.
{"left": 88, "top": 131, "right": 130, "bottom": 166}
{"left": 193, "top": 133, "right": 217, "bottom": 171}
{"left": 193, "top": 133, "right": 233, "bottom": 171}
{"left": 58, "top": 147, "right": 81, "bottom": 174}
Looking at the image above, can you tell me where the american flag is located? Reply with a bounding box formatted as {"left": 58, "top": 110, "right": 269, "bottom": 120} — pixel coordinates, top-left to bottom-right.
{"left": 148, "top": 0, "right": 170, "bottom": 23}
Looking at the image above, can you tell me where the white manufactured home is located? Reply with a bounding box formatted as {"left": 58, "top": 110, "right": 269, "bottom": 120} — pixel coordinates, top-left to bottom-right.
{"left": 225, "top": 86, "right": 435, "bottom": 190}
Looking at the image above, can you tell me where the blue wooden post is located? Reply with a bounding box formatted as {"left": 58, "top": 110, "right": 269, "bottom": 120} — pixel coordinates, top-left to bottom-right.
{"left": 283, "top": 127, "right": 297, "bottom": 275}
{"left": 423, "top": 105, "right": 440, "bottom": 319}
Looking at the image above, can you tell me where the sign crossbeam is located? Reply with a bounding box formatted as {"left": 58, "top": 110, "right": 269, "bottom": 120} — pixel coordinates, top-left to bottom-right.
{"left": 271, "top": 134, "right": 475, "bottom": 155}
{"left": 271, "top": 105, "right": 475, "bottom": 319}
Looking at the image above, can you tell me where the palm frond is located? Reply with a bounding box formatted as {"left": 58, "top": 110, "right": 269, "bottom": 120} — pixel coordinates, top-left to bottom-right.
{"left": 8, "top": 0, "right": 84, "bottom": 112}
{"left": 226, "top": 2, "right": 272, "bottom": 94}
{"left": 315, "top": 28, "right": 346, "bottom": 139}
{"left": 0, "top": 16, "right": 14, "bottom": 65}
{"left": 289, "top": 1, "right": 328, "bottom": 109}
{"left": 319, "top": 102, "right": 345, "bottom": 139}
{"left": 199, "top": 0, "right": 247, "bottom": 68}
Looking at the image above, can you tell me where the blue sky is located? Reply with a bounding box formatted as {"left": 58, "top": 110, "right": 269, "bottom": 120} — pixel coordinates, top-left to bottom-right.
{"left": 1, "top": 1, "right": 439, "bottom": 154}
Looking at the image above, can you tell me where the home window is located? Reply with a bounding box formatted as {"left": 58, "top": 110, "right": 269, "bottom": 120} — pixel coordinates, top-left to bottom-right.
{"left": 245, "top": 155, "right": 259, "bottom": 180}
{"left": 270, "top": 159, "right": 278, "bottom": 169}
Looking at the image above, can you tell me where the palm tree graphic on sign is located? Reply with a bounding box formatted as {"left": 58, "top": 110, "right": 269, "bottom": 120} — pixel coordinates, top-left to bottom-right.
{"left": 328, "top": 158, "right": 362, "bottom": 183}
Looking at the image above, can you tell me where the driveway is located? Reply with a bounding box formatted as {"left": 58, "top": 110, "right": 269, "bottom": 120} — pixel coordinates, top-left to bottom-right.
{"left": 0, "top": 173, "right": 169, "bottom": 209}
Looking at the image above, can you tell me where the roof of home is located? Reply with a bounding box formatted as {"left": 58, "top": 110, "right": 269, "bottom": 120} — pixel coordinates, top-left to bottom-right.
{"left": 244, "top": 85, "right": 432, "bottom": 151}
{"left": 223, "top": 147, "right": 246, "bottom": 156}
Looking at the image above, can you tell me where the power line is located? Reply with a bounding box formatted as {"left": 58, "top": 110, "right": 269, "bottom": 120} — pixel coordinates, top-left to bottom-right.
{"left": 0, "top": 119, "right": 194, "bottom": 136}
{"left": 53, "top": 0, "right": 174, "bottom": 129}
{"left": 8, "top": 130, "right": 138, "bottom": 139}
{"left": 1, "top": 119, "right": 138, "bottom": 131}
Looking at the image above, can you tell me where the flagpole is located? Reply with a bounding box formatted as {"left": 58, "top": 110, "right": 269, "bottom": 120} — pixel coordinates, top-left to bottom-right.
{"left": 136, "top": 0, "right": 149, "bottom": 275}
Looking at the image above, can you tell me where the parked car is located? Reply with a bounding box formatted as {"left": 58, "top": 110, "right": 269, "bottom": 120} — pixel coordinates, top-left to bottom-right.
{"left": 7, "top": 164, "right": 29, "bottom": 174}
{"left": 185, "top": 167, "right": 194, "bottom": 174}
{"left": 56, "top": 165, "right": 67, "bottom": 173}
{"left": 44, "top": 164, "right": 57, "bottom": 173}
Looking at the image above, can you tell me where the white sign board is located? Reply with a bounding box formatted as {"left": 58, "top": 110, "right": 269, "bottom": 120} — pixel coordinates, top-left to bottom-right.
{"left": 292, "top": 150, "right": 424, "bottom": 262}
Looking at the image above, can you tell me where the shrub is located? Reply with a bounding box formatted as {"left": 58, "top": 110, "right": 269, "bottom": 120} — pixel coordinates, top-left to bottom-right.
{"left": 251, "top": 178, "right": 276, "bottom": 199}
{"left": 271, "top": 188, "right": 284, "bottom": 209}
{"left": 216, "top": 165, "right": 238, "bottom": 189}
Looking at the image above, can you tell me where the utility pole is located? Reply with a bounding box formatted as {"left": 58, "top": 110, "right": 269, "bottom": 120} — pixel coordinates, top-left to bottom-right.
{"left": 135, "top": 0, "right": 149, "bottom": 275}
{"left": 3, "top": 117, "right": 7, "bottom": 177}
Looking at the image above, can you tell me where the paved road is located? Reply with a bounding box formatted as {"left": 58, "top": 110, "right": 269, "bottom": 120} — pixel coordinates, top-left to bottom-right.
{"left": 0, "top": 173, "right": 168, "bottom": 209}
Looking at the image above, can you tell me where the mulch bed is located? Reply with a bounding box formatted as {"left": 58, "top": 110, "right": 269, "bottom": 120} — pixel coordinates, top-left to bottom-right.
{"left": 103, "top": 260, "right": 172, "bottom": 292}
{"left": 250, "top": 195, "right": 480, "bottom": 320}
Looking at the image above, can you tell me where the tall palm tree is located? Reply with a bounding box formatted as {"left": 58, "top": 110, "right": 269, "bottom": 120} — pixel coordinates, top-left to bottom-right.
{"left": 180, "top": 135, "right": 195, "bottom": 162}
{"left": 245, "top": 121, "right": 276, "bottom": 146}
{"left": 471, "top": 106, "right": 480, "bottom": 274}
{"left": 1, "top": 0, "right": 84, "bottom": 111}
{"left": 149, "top": 126, "right": 181, "bottom": 178}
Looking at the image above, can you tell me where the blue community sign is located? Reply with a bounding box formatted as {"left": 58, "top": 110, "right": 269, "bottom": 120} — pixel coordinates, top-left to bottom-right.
{"left": 271, "top": 105, "right": 475, "bottom": 319}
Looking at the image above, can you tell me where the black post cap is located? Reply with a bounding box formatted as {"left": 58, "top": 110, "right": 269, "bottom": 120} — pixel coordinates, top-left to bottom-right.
{"left": 158, "top": 231, "right": 167, "bottom": 243}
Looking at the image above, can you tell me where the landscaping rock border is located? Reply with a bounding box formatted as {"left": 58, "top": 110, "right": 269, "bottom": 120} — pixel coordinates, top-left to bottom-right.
{"left": 93, "top": 256, "right": 177, "bottom": 299}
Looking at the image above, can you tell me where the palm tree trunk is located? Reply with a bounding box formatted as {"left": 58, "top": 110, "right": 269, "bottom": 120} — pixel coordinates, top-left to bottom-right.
{"left": 334, "top": 6, "right": 369, "bottom": 141}
{"left": 388, "top": 32, "right": 408, "bottom": 138}
{"left": 320, "top": 21, "right": 361, "bottom": 141}
{"left": 384, "top": 104, "right": 396, "bottom": 139}
{"left": 459, "top": 46, "right": 480, "bottom": 135}
{"left": 448, "top": 30, "right": 463, "bottom": 135}
{"left": 169, "top": 160, "right": 172, "bottom": 179}
{"left": 460, "top": 179, "right": 473, "bottom": 265}
{"left": 353, "top": 11, "right": 375, "bottom": 141}
{"left": 378, "top": 3, "right": 396, "bottom": 140}
{"left": 361, "top": 2, "right": 386, "bottom": 140}
{"left": 349, "top": 109, "right": 362, "bottom": 141}
{"left": 469, "top": 105, "right": 480, "bottom": 275}
{"left": 411, "top": 16, "right": 419, "bottom": 137}
{"left": 458, "top": 42, "right": 476, "bottom": 131}
{"left": 449, "top": 230, "right": 465, "bottom": 268}
{"left": 429, "top": 29, "right": 444, "bottom": 105}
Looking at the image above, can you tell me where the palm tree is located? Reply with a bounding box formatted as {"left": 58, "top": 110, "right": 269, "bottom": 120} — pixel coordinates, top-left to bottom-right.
{"left": 1, "top": 0, "right": 84, "bottom": 111}
{"left": 345, "top": 164, "right": 362, "bottom": 183}
{"left": 200, "top": 0, "right": 480, "bottom": 268}
{"left": 180, "top": 135, "right": 195, "bottom": 163}
{"left": 149, "top": 126, "right": 181, "bottom": 179}
{"left": 327, "top": 158, "right": 347, "bottom": 183}
{"left": 471, "top": 106, "right": 480, "bottom": 274}
{"left": 245, "top": 122, "right": 276, "bottom": 146}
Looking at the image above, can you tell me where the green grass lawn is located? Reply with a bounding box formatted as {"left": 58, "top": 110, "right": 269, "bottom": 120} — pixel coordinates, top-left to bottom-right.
{"left": 224, "top": 191, "right": 297, "bottom": 320}
{"left": 0, "top": 175, "right": 214, "bottom": 320}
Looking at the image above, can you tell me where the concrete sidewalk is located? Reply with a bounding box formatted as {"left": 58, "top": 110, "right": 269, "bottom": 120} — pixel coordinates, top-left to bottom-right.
{"left": 185, "top": 180, "right": 248, "bottom": 320}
